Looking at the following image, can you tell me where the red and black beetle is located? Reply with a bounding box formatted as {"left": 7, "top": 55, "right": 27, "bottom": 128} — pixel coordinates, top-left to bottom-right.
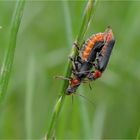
{"left": 66, "top": 27, "right": 115, "bottom": 95}
{"left": 87, "top": 27, "right": 115, "bottom": 80}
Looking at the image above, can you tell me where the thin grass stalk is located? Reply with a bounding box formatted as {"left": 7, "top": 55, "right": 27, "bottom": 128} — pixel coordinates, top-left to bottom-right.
{"left": 25, "top": 54, "right": 35, "bottom": 139}
{"left": 62, "top": 0, "right": 73, "bottom": 47}
{"left": 47, "top": 0, "right": 96, "bottom": 139}
{"left": 92, "top": 102, "right": 107, "bottom": 139}
{"left": 136, "top": 128, "right": 140, "bottom": 140}
{"left": 0, "top": 0, "right": 25, "bottom": 101}
{"left": 78, "top": 88, "right": 91, "bottom": 138}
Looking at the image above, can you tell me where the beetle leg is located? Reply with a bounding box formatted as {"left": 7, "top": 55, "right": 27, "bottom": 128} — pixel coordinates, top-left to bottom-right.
{"left": 69, "top": 55, "right": 83, "bottom": 74}
{"left": 73, "top": 42, "right": 80, "bottom": 52}
{"left": 95, "top": 52, "right": 103, "bottom": 69}
{"left": 76, "top": 56, "right": 83, "bottom": 64}
{"left": 73, "top": 41, "right": 86, "bottom": 54}
{"left": 74, "top": 70, "right": 91, "bottom": 75}
{"left": 69, "top": 56, "right": 77, "bottom": 71}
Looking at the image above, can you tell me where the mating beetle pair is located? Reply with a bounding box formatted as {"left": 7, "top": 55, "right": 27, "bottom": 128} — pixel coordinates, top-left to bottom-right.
{"left": 66, "top": 27, "right": 115, "bottom": 95}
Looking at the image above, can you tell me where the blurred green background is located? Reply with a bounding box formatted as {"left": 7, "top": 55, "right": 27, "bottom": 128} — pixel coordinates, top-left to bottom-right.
{"left": 0, "top": 0, "right": 140, "bottom": 139}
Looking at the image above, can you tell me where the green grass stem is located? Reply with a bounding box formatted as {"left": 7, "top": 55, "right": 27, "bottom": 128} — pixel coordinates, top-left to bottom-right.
{"left": 47, "top": 0, "right": 96, "bottom": 139}
{"left": 136, "top": 128, "right": 140, "bottom": 140}
{"left": 62, "top": 0, "right": 73, "bottom": 47}
{"left": 0, "top": 0, "right": 25, "bottom": 102}
{"left": 25, "top": 54, "right": 35, "bottom": 139}
{"left": 78, "top": 88, "right": 91, "bottom": 138}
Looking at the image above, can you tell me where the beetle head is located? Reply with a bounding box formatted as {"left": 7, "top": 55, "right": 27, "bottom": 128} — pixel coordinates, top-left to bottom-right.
{"left": 66, "top": 78, "right": 80, "bottom": 95}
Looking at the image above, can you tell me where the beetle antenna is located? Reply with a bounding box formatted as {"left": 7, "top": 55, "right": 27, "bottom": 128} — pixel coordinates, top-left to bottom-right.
{"left": 82, "top": 79, "right": 89, "bottom": 83}
{"left": 88, "top": 82, "right": 92, "bottom": 90}
{"left": 54, "top": 76, "right": 70, "bottom": 81}
{"left": 72, "top": 94, "right": 74, "bottom": 105}
{"left": 75, "top": 93, "right": 95, "bottom": 106}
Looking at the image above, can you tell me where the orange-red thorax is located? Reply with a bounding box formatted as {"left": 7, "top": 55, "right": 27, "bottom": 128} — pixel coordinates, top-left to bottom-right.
{"left": 70, "top": 78, "right": 80, "bottom": 87}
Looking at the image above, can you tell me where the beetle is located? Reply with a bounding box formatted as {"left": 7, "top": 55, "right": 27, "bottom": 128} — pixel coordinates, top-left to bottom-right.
{"left": 66, "top": 32, "right": 105, "bottom": 94}
{"left": 66, "top": 27, "right": 115, "bottom": 94}
{"left": 87, "top": 27, "right": 115, "bottom": 80}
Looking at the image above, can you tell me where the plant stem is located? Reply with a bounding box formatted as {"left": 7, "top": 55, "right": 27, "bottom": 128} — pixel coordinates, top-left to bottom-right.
{"left": 47, "top": 0, "right": 96, "bottom": 139}
{"left": 25, "top": 54, "right": 35, "bottom": 139}
{"left": 62, "top": 0, "right": 73, "bottom": 48}
{"left": 136, "top": 128, "right": 140, "bottom": 140}
{"left": 0, "top": 0, "right": 25, "bottom": 102}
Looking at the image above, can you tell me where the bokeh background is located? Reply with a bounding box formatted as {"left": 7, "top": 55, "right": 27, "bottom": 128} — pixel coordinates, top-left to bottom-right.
{"left": 0, "top": 0, "right": 140, "bottom": 139}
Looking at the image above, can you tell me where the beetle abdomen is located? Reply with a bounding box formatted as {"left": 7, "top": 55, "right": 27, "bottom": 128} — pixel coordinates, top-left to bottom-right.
{"left": 82, "top": 33, "right": 104, "bottom": 61}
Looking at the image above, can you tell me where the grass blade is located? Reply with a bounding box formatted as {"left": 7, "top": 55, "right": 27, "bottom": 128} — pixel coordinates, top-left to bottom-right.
{"left": 136, "top": 128, "right": 140, "bottom": 140}
{"left": 25, "top": 54, "right": 35, "bottom": 139}
{"left": 77, "top": 0, "right": 96, "bottom": 46}
{"left": 92, "top": 102, "right": 107, "bottom": 139}
{"left": 78, "top": 88, "right": 91, "bottom": 138}
{"left": 47, "top": 0, "right": 96, "bottom": 139}
{"left": 62, "top": 0, "right": 73, "bottom": 47}
{"left": 0, "top": 0, "right": 25, "bottom": 101}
